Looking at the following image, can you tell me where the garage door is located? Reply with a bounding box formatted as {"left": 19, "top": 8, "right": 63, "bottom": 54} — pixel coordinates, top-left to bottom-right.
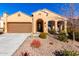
{"left": 7, "top": 22, "right": 32, "bottom": 33}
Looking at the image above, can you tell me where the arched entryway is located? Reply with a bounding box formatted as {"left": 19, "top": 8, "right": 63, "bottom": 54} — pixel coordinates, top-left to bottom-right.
{"left": 57, "top": 21, "right": 64, "bottom": 32}
{"left": 36, "top": 19, "right": 43, "bottom": 32}
{"left": 48, "top": 21, "right": 55, "bottom": 31}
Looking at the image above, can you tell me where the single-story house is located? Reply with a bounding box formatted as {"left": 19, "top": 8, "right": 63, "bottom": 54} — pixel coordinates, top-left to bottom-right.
{"left": 2, "top": 9, "right": 67, "bottom": 33}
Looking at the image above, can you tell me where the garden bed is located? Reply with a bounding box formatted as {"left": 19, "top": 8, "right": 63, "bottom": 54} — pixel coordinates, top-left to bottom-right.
{"left": 13, "top": 35, "right": 79, "bottom": 56}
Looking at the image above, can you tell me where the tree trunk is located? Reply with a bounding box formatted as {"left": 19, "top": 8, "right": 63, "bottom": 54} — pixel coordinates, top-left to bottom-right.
{"left": 73, "top": 31, "right": 75, "bottom": 43}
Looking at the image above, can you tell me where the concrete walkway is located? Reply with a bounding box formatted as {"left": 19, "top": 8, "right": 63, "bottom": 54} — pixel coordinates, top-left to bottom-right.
{"left": 0, "top": 33, "right": 31, "bottom": 56}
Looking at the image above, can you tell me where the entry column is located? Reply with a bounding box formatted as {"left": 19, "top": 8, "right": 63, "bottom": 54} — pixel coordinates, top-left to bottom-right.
{"left": 55, "top": 20, "right": 58, "bottom": 33}
{"left": 64, "top": 20, "right": 67, "bottom": 34}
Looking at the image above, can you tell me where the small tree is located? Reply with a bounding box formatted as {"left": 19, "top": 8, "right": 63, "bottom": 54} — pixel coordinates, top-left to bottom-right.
{"left": 69, "top": 3, "right": 75, "bottom": 41}
{"left": 61, "top": 3, "right": 79, "bottom": 41}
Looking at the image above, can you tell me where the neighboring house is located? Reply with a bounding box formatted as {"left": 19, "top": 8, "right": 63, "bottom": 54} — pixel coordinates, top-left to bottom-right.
{"left": 0, "top": 17, "right": 4, "bottom": 32}
{"left": 2, "top": 9, "right": 67, "bottom": 33}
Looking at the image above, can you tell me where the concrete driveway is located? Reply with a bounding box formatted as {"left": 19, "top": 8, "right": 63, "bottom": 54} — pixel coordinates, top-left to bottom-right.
{"left": 0, "top": 33, "right": 31, "bottom": 56}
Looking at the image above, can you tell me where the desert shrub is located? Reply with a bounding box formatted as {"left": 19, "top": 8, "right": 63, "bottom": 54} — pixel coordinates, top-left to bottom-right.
{"left": 54, "top": 50, "right": 64, "bottom": 56}
{"left": 63, "top": 50, "right": 79, "bottom": 56}
{"left": 21, "top": 51, "right": 29, "bottom": 56}
{"left": 54, "top": 50, "right": 79, "bottom": 56}
{"left": 0, "top": 32, "right": 3, "bottom": 34}
{"left": 39, "top": 32, "right": 48, "bottom": 39}
{"left": 75, "top": 32, "right": 79, "bottom": 41}
{"left": 67, "top": 29, "right": 73, "bottom": 39}
{"left": 57, "top": 31, "right": 68, "bottom": 42}
{"left": 68, "top": 30, "right": 79, "bottom": 41}
{"left": 31, "top": 39, "right": 41, "bottom": 48}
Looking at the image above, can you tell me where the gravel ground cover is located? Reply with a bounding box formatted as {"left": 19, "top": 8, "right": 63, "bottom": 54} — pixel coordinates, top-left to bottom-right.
{"left": 14, "top": 35, "right": 79, "bottom": 56}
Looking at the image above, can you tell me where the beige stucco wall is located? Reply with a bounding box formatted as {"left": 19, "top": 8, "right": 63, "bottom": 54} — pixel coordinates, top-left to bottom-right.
{"left": 4, "top": 12, "right": 32, "bottom": 33}
{"left": 32, "top": 9, "right": 66, "bottom": 33}
{"left": 41, "top": 9, "right": 65, "bottom": 21}
{"left": 3, "top": 13, "right": 8, "bottom": 33}
{"left": 7, "top": 12, "right": 32, "bottom": 22}
{"left": 3, "top": 9, "right": 67, "bottom": 33}
{"left": 32, "top": 11, "right": 48, "bottom": 33}
{"left": 0, "top": 20, "right": 4, "bottom": 28}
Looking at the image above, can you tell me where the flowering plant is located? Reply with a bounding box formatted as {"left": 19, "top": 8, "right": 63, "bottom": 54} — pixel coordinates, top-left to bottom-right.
{"left": 31, "top": 39, "right": 41, "bottom": 48}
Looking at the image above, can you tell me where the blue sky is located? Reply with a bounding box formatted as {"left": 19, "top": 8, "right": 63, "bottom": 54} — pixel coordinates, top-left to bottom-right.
{"left": 0, "top": 3, "right": 79, "bottom": 16}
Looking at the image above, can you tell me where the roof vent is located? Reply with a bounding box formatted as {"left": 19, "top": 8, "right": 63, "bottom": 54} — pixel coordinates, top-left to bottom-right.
{"left": 18, "top": 13, "right": 21, "bottom": 16}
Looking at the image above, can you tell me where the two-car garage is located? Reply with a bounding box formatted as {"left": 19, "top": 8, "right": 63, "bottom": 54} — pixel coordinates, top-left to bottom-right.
{"left": 7, "top": 22, "right": 32, "bottom": 33}
{"left": 5, "top": 11, "right": 32, "bottom": 33}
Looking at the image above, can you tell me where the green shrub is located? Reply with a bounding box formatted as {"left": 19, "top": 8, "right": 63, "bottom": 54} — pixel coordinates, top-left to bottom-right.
{"left": 63, "top": 50, "right": 79, "bottom": 56}
{"left": 39, "top": 32, "right": 47, "bottom": 39}
{"left": 75, "top": 32, "right": 79, "bottom": 41}
{"left": 57, "top": 31, "right": 68, "bottom": 42}
{"left": 54, "top": 50, "right": 79, "bottom": 56}
{"left": 68, "top": 30, "right": 79, "bottom": 41}
{"left": 68, "top": 32, "right": 73, "bottom": 39}
{"left": 67, "top": 28, "right": 73, "bottom": 39}
{"left": 0, "top": 32, "right": 3, "bottom": 34}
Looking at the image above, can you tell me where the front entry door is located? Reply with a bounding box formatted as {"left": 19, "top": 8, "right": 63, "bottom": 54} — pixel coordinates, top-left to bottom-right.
{"left": 37, "top": 19, "right": 43, "bottom": 32}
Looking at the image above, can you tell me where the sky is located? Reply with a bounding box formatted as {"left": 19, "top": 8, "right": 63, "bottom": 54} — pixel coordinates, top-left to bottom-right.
{"left": 0, "top": 3, "right": 79, "bottom": 16}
